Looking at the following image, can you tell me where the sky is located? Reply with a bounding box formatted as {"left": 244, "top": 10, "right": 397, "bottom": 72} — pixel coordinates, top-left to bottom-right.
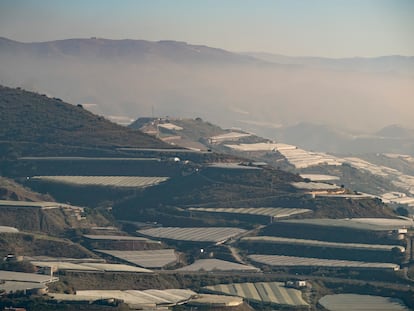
{"left": 0, "top": 0, "right": 413, "bottom": 57}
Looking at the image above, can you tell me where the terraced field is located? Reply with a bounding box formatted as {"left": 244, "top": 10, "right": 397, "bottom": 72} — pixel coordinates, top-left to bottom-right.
{"left": 57, "top": 289, "right": 196, "bottom": 308}
{"left": 188, "top": 207, "right": 312, "bottom": 219}
{"left": 207, "top": 163, "right": 261, "bottom": 170}
{"left": 225, "top": 142, "right": 287, "bottom": 152}
{"left": 32, "top": 176, "right": 169, "bottom": 188}
{"left": 204, "top": 282, "right": 309, "bottom": 307}
{"left": 0, "top": 199, "right": 83, "bottom": 211}
{"left": 137, "top": 227, "right": 246, "bottom": 243}
{"left": 279, "top": 218, "right": 414, "bottom": 231}
{"left": 209, "top": 132, "right": 252, "bottom": 144}
{"left": 273, "top": 145, "right": 342, "bottom": 168}
{"left": 95, "top": 249, "right": 177, "bottom": 268}
{"left": 291, "top": 181, "right": 340, "bottom": 190}
{"left": 249, "top": 255, "right": 400, "bottom": 271}
{"left": 176, "top": 259, "right": 259, "bottom": 272}
{"left": 31, "top": 261, "right": 153, "bottom": 273}
{"left": 0, "top": 226, "right": 19, "bottom": 233}
{"left": 318, "top": 294, "right": 409, "bottom": 311}
{"left": 300, "top": 174, "right": 340, "bottom": 181}
{"left": 242, "top": 236, "right": 405, "bottom": 252}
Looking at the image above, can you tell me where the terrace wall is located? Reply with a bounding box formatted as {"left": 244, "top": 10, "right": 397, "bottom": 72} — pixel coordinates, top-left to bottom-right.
{"left": 8, "top": 158, "right": 182, "bottom": 178}
{"left": 261, "top": 222, "right": 402, "bottom": 245}
{"left": 83, "top": 239, "right": 162, "bottom": 251}
{"left": 239, "top": 241, "right": 404, "bottom": 263}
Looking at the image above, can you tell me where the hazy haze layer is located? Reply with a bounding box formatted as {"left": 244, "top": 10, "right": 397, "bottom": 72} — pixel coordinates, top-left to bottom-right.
{"left": 0, "top": 37, "right": 413, "bottom": 135}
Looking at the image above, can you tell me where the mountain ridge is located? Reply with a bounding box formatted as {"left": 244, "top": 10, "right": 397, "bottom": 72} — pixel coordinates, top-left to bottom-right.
{"left": 0, "top": 85, "right": 173, "bottom": 157}
{"left": 243, "top": 51, "right": 414, "bottom": 75}
{"left": 1, "top": 37, "right": 413, "bottom": 134}
{"left": 0, "top": 37, "right": 261, "bottom": 64}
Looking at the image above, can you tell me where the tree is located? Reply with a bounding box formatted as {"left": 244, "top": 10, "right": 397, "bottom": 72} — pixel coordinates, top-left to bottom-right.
{"left": 395, "top": 206, "right": 409, "bottom": 217}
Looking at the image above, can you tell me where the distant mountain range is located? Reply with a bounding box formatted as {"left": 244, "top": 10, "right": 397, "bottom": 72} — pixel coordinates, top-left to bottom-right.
{"left": 1, "top": 37, "right": 413, "bottom": 150}
{"left": 0, "top": 37, "right": 260, "bottom": 64}
{"left": 243, "top": 52, "right": 414, "bottom": 75}
{"left": 271, "top": 122, "right": 414, "bottom": 155}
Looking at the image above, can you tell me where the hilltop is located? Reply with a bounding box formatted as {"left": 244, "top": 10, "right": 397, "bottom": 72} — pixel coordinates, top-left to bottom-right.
{"left": 0, "top": 85, "right": 172, "bottom": 157}
{"left": 0, "top": 37, "right": 259, "bottom": 64}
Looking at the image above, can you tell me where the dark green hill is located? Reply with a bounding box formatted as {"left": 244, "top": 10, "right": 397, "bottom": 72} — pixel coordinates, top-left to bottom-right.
{"left": 0, "top": 85, "right": 171, "bottom": 157}
{"left": 0, "top": 176, "right": 54, "bottom": 201}
{"left": 111, "top": 165, "right": 393, "bottom": 227}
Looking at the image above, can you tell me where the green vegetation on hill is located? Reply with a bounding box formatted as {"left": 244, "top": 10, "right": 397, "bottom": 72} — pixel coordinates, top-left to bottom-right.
{"left": 0, "top": 232, "right": 96, "bottom": 258}
{"left": 0, "top": 176, "right": 54, "bottom": 201}
{"left": 0, "top": 203, "right": 110, "bottom": 236}
{"left": 0, "top": 85, "right": 172, "bottom": 158}
{"left": 112, "top": 166, "right": 394, "bottom": 225}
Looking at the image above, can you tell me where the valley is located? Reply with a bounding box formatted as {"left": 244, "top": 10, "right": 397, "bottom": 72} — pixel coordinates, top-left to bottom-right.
{"left": 0, "top": 86, "right": 414, "bottom": 310}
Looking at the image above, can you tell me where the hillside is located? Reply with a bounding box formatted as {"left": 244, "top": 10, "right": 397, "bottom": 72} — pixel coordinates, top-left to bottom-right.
{"left": 0, "top": 232, "right": 96, "bottom": 258}
{"left": 0, "top": 85, "right": 172, "bottom": 157}
{"left": 129, "top": 117, "right": 271, "bottom": 153}
{"left": 0, "top": 176, "right": 54, "bottom": 201}
{"left": 131, "top": 117, "right": 414, "bottom": 215}
{"left": 0, "top": 88, "right": 408, "bottom": 310}
{"left": 111, "top": 165, "right": 394, "bottom": 226}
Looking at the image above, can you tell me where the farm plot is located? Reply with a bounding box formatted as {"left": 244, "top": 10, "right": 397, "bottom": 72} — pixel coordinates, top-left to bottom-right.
{"left": 242, "top": 236, "right": 405, "bottom": 252}
{"left": 188, "top": 207, "right": 311, "bottom": 219}
{"left": 157, "top": 123, "right": 183, "bottom": 131}
{"left": 381, "top": 192, "right": 414, "bottom": 205}
{"left": 0, "top": 281, "right": 47, "bottom": 294}
{"left": 31, "top": 260, "right": 154, "bottom": 273}
{"left": 176, "top": 259, "right": 260, "bottom": 272}
{"left": 209, "top": 132, "right": 252, "bottom": 144}
{"left": 0, "top": 200, "right": 83, "bottom": 211}
{"left": 0, "top": 270, "right": 59, "bottom": 284}
{"left": 291, "top": 182, "right": 340, "bottom": 191}
{"left": 0, "top": 226, "right": 19, "bottom": 233}
{"left": 20, "top": 156, "right": 161, "bottom": 162}
{"left": 71, "top": 289, "right": 196, "bottom": 308}
{"left": 95, "top": 249, "right": 177, "bottom": 268}
{"left": 31, "top": 261, "right": 100, "bottom": 272}
{"left": 83, "top": 234, "right": 154, "bottom": 241}
{"left": 280, "top": 218, "right": 414, "bottom": 231}
{"left": 351, "top": 218, "right": 414, "bottom": 228}
{"left": 188, "top": 294, "right": 243, "bottom": 307}
{"left": 225, "top": 142, "right": 292, "bottom": 152}
{"left": 249, "top": 255, "right": 399, "bottom": 271}
{"left": 80, "top": 263, "right": 153, "bottom": 273}
{"left": 31, "top": 176, "right": 169, "bottom": 188}
{"left": 137, "top": 227, "right": 246, "bottom": 243}
{"left": 83, "top": 234, "right": 161, "bottom": 251}
{"left": 275, "top": 146, "right": 342, "bottom": 169}
{"left": 207, "top": 163, "right": 261, "bottom": 170}
{"left": 318, "top": 294, "right": 409, "bottom": 311}
{"left": 300, "top": 174, "right": 340, "bottom": 181}
{"left": 204, "top": 282, "right": 308, "bottom": 307}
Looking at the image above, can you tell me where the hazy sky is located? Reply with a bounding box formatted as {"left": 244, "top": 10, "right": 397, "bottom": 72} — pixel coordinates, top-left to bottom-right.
{"left": 1, "top": 0, "right": 413, "bottom": 57}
